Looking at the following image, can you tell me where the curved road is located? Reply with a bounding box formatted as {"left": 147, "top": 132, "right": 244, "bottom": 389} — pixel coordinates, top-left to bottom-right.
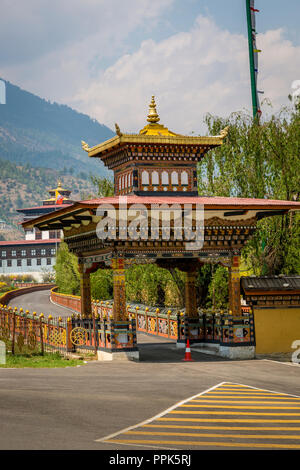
{"left": 8, "top": 288, "right": 77, "bottom": 318}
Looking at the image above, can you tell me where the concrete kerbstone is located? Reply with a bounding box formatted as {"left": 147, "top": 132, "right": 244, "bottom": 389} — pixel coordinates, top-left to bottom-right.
{"left": 97, "top": 350, "right": 140, "bottom": 362}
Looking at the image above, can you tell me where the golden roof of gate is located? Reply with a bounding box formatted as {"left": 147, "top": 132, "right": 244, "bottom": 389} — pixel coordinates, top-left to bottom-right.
{"left": 81, "top": 96, "right": 229, "bottom": 158}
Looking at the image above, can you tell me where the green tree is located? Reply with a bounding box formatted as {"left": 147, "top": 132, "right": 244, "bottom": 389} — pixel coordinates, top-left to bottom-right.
{"left": 196, "top": 264, "right": 214, "bottom": 307}
{"left": 198, "top": 103, "right": 300, "bottom": 275}
{"left": 91, "top": 269, "right": 113, "bottom": 300}
{"left": 54, "top": 242, "right": 80, "bottom": 295}
{"left": 125, "top": 264, "right": 182, "bottom": 307}
{"left": 90, "top": 175, "right": 114, "bottom": 197}
{"left": 207, "top": 265, "right": 229, "bottom": 309}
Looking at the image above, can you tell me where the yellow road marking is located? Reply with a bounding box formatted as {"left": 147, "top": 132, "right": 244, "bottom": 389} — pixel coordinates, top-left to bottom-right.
{"left": 105, "top": 438, "right": 300, "bottom": 449}
{"left": 219, "top": 384, "right": 252, "bottom": 387}
{"left": 216, "top": 386, "right": 292, "bottom": 391}
{"left": 125, "top": 430, "right": 300, "bottom": 440}
{"left": 204, "top": 391, "right": 300, "bottom": 395}
{"left": 190, "top": 400, "right": 300, "bottom": 404}
{"left": 214, "top": 388, "right": 256, "bottom": 390}
{"left": 210, "top": 388, "right": 287, "bottom": 392}
{"left": 144, "top": 424, "right": 300, "bottom": 431}
{"left": 158, "top": 417, "right": 300, "bottom": 423}
{"left": 202, "top": 395, "right": 300, "bottom": 399}
{"left": 214, "top": 386, "right": 300, "bottom": 398}
{"left": 218, "top": 385, "right": 256, "bottom": 388}
{"left": 181, "top": 404, "right": 300, "bottom": 409}
{"left": 170, "top": 410, "right": 300, "bottom": 416}
{"left": 98, "top": 382, "right": 300, "bottom": 449}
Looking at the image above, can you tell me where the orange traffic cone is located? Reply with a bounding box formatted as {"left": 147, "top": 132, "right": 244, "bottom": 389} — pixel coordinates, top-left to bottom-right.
{"left": 182, "top": 338, "right": 194, "bottom": 361}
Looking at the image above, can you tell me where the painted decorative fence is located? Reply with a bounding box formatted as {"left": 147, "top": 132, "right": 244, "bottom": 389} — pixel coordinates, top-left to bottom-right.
{"left": 49, "top": 286, "right": 255, "bottom": 348}
{"left": 92, "top": 300, "right": 255, "bottom": 347}
{"left": 0, "top": 305, "right": 137, "bottom": 356}
{"left": 0, "top": 286, "right": 255, "bottom": 358}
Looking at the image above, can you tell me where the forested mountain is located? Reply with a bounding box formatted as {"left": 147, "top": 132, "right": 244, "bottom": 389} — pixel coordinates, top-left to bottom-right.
{"left": 0, "top": 79, "right": 115, "bottom": 239}
{"left": 0, "top": 157, "right": 96, "bottom": 240}
{"left": 0, "top": 79, "right": 114, "bottom": 174}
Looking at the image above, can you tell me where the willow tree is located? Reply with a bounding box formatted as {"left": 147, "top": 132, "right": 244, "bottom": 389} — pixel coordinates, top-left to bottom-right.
{"left": 198, "top": 102, "right": 300, "bottom": 275}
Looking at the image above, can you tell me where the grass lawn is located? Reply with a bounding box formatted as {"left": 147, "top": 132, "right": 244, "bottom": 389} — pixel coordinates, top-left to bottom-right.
{"left": 0, "top": 351, "right": 85, "bottom": 368}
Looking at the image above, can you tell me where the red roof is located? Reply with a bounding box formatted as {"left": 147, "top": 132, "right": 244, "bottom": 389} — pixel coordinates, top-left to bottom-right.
{"left": 0, "top": 239, "right": 60, "bottom": 246}
{"left": 79, "top": 195, "right": 300, "bottom": 210}
{"left": 22, "top": 195, "right": 300, "bottom": 230}
{"left": 17, "top": 204, "right": 72, "bottom": 211}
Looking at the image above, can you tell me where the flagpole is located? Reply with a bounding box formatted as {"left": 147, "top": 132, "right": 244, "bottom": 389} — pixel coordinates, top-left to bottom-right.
{"left": 246, "top": 0, "right": 259, "bottom": 119}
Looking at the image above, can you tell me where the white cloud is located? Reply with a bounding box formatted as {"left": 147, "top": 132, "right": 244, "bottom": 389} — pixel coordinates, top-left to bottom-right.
{"left": 0, "top": 0, "right": 173, "bottom": 100}
{"left": 258, "top": 29, "right": 300, "bottom": 112}
{"left": 1, "top": 4, "right": 299, "bottom": 134}
{"left": 71, "top": 15, "right": 300, "bottom": 134}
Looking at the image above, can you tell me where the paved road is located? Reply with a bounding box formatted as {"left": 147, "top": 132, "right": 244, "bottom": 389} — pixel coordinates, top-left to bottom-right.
{"left": 8, "top": 288, "right": 75, "bottom": 318}
{"left": 1, "top": 290, "right": 299, "bottom": 450}
{"left": 0, "top": 343, "right": 300, "bottom": 450}
{"left": 102, "top": 382, "right": 300, "bottom": 450}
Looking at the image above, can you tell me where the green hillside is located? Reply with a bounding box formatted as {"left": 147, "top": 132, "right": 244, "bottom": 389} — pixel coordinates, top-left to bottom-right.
{"left": 0, "top": 157, "right": 98, "bottom": 240}
{"left": 0, "top": 78, "right": 114, "bottom": 175}
{"left": 0, "top": 79, "right": 115, "bottom": 240}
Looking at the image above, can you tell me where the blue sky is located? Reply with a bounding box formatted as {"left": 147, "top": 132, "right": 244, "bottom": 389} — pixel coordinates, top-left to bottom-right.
{"left": 0, "top": 0, "right": 299, "bottom": 133}
{"left": 89, "top": 0, "right": 300, "bottom": 73}
{"left": 130, "top": 0, "right": 299, "bottom": 45}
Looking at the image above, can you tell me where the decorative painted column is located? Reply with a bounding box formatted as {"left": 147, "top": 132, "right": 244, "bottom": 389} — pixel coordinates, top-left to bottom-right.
{"left": 78, "top": 263, "right": 92, "bottom": 319}
{"left": 96, "top": 256, "right": 139, "bottom": 361}
{"left": 112, "top": 257, "right": 127, "bottom": 321}
{"left": 229, "top": 254, "right": 241, "bottom": 316}
{"left": 228, "top": 266, "right": 233, "bottom": 312}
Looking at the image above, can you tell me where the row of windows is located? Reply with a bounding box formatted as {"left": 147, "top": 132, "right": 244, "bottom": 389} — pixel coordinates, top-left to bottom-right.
{"left": 118, "top": 172, "right": 133, "bottom": 190}
{"left": 0, "top": 258, "right": 53, "bottom": 267}
{"left": 25, "top": 229, "right": 60, "bottom": 240}
{"left": 141, "top": 170, "right": 189, "bottom": 186}
{"left": 117, "top": 169, "right": 190, "bottom": 193}
{"left": 1, "top": 248, "right": 56, "bottom": 258}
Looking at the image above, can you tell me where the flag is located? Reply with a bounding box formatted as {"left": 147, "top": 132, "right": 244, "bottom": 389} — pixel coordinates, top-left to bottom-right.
{"left": 55, "top": 190, "right": 64, "bottom": 205}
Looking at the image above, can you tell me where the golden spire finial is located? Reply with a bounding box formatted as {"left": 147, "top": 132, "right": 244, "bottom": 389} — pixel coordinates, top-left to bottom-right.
{"left": 57, "top": 179, "right": 62, "bottom": 188}
{"left": 115, "top": 123, "right": 122, "bottom": 137}
{"left": 219, "top": 126, "right": 229, "bottom": 139}
{"left": 147, "top": 95, "right": 160, "bottom": 124}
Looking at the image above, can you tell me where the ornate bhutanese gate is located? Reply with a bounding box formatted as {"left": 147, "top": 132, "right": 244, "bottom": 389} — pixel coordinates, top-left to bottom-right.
{"left": 23, "top": 98, "right": 300, "bottom": 360}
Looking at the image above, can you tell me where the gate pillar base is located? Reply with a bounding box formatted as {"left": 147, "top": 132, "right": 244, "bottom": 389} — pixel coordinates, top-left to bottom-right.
{"left": 96, "top": 319, "right": 139, "bottom": 361}
{"left": 176, "top": 315, "right": 203, "bottom": 347}
{"left": 218, "top": 345, "right": 255, "bottom": 360}
{"left": 97, "top": 349, "right": 139, "bottom": 361}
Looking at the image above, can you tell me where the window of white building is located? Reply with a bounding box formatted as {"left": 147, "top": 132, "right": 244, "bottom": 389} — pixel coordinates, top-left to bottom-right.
{"left": 152, "top": 171, "right": 159, "bottom": 185}
{"left": 171, "top": 171, "right": 178, "bottom": 185}
{"left": 181, "top": 171, "right": 188, "bottom": 185}
{"left": 142, "top": 170, "right": 149, "bottom": 185}
{"left": 162, "top": 171, "right": 169, "bottom": 185}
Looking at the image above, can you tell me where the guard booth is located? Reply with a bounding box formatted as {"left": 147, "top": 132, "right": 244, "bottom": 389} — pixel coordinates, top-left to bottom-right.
{"left": 241, "top": 276, "right": 300, "bottom": 354}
